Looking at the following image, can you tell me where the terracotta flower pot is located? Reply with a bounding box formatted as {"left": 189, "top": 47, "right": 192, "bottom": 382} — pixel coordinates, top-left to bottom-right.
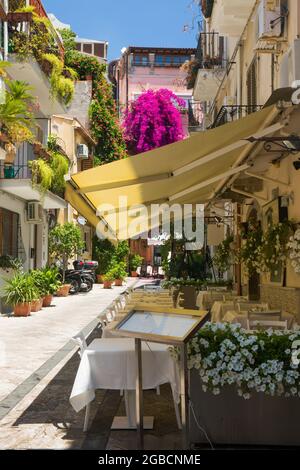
{"left": 31, "top": 299, "right": 43, "bottom": 313}
{"left": 114, "top": 279, "right": 123, "bottom": 287}
{"left": 43, "top": 295, "right": 53, "bottom": 307}
{"left": 56, "top": 285, "right": 71, "bottom": 297}
{"left": 97, "top": 274, "right": 104, "bottom": 284}
{"left": 86, "top": 74, "right": 93, "bottom": 81}
{"left": 103, "top": 280, "right": 112, "bottom": 289}
{"left": 14, "top": 303, "right": 31, "bottom": 317}
{"left": 131, "top": 271, "right": 138, "bottom": 278}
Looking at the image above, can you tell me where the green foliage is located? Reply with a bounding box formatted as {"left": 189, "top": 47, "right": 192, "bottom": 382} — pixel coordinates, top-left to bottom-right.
{"left": 129, "top": 254, "right": 143, "bottom": 272}
{"left": 4, "top": 272, "right": 39, "bottom": 305}
{"left": 58, "top": 28, "right": 77, "bottom": 53}
{"left": 30, "top": 268, "right": 61, "bottom": 296}
{"left": 30, "top": 158, "right": 54, "bottom": 193}
{"left": 92, "top": 237, "right": 116, "bottom": 274}
{"left": 114, "top": 241, "right": 130, "bottom": 263}
{"left": 110, "top": 261, "right": 127, "bottom": 280}
{"left": 214, "top": 235, "right": 234, "bottom": 274}
{"left": 162, "top": 277, "right": 204, "bottom": 289}
{"left": 64, "top": 49, "right": 127, "bottom": 163}
{"left": 102, "top": 271, "right": 115, "bottom": 283}
{"left": 42, "top": 53, "right": 75, "bottom": 106}
{"left": 0, "top": 79, "right": 35, "bottom": 144}
{"left": 48, "top": 151, "right": 69, "bottom": 196}
{"left": 49, "top": 223, "right": 84, "bottom": 282}
{"left": 0, "top": 255, "right": 23, "bottom": 271}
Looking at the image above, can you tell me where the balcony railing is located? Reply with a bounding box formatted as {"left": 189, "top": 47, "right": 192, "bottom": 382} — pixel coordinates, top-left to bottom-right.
{"left": 196, "top": 32, "right": 226, "bottom": 69}
{"left": 0, "top": 162, "right": 31, "bottom": 180}
{"left": 211, "top": 105, "right": 263, "bottom": 128}
{"left": 187, "top": 101, "right": 205, "bottom": 132}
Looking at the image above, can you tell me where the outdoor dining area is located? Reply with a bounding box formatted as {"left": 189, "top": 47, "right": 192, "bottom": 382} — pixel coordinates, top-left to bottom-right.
{"left": 68, "top": 283, "right": 300, "bottom": 449}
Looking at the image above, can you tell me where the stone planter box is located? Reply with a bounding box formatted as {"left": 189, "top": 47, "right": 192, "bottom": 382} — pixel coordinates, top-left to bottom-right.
{"left": 189, "top": 369, "right": 300, "bottom": 446}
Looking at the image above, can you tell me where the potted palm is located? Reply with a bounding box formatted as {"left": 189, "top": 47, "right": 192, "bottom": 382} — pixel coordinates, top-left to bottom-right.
{"left": 103, "top": 271, "right": 115, "bottom": 289}
{"left": 49, "top": 223, "right": 84, "bottom": 297}
{"left": 4, "top": 273, "right": 39, "bottom": 317}
{"left": 111, "top": 262, "right": 127, "bottom": 287}
{"left": 129, "top": 254, "right": 143, "bottom": 277}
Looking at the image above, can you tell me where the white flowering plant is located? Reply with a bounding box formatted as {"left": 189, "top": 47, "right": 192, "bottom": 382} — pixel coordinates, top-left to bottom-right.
{"left": 287, "top": 228, "right": 300, "bottom": 274}
{"left": 261, "top": 222, "right": 292, "bottom": 273}
{"left": 170, "top": 323, "right": 300, "bottom": 400}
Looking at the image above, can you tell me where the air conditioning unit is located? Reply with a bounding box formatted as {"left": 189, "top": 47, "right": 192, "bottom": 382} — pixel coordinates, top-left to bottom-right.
{"left": 27, "top": 202, "right": 43, "bottom": 224}
{"left": 77, "top": 144, "right": 89, "bottom": 160}
{"left": 257, "top": 0, "right": 281, "bottom": 40}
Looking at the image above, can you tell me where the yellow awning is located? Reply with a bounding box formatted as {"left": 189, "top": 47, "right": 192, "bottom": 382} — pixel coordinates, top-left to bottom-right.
{"left": 65, "top": 105, "right": 281, "bottom": 239}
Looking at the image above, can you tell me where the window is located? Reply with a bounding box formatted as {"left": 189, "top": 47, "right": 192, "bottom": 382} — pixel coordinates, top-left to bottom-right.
{"left": 133, "top": 54, "right": 149, "bottom": 66}
{"left": 247, "top": 58, "right": 257, "bottom": 110}
{"left": 0, "top": 208, "right": 19, "bottom": 258}
{"left": 83, "top": 43, "right": 93, "bottom": 54}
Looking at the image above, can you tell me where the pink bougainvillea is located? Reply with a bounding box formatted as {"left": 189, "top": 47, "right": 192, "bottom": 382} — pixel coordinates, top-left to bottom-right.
{"left": 123, "top": 89, "right": 186, "bottom": 154}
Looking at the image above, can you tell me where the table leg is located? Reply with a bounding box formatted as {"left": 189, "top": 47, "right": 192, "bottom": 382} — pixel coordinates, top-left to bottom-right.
{"left": 180, "top": 343, "right": 189, "bottom": 450}
{"left": 135, "top": 338, "right": 144, "bottom": 450}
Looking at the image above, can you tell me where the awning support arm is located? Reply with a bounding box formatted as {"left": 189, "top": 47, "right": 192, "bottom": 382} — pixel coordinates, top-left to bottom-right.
{"left": 244, "top": 171, "right": 291, "bottom": 187}
{"left": 169, "top": 164, "right": 250, "bottom": 202}
{"left": 230, "top": 187, "right": 268, "bottom": 202}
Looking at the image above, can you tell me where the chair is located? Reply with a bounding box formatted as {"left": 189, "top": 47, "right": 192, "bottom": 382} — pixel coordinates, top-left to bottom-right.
{"left": 246, "top": 319, "right": 288, "bottom": 331}
{"left": 237, "top": 302, "right": 269, "bottom": 313}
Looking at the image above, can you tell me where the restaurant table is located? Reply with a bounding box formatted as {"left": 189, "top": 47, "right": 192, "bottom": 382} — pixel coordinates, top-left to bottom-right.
{"left": 70, "top": 338, "right": 179, "bottom": 429}
{"left": 211, "top": 301, "right": 236, "bottom": 323}
{"left": 222, "top": 310, "right": 295, "bottom": 329}
{"left": 102, "top": 321, "right": 120, "bottom": 338}
{"left": 196, "top": 291, "right": 225, "bottom": 309}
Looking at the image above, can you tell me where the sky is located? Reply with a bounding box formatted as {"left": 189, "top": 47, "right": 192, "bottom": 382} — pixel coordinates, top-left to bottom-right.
{"left": 43, "top": 0, "right": 199, "bottom": 60}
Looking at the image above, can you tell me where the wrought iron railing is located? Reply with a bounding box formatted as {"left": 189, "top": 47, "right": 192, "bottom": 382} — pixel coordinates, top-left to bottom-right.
{"left": 196, "top": 32, "right": 226, "bottom": 69}
{"left": 0, "top": 162, "right": 31, "bottom": 180}
{"left": 211, "top": 105, "right": 263, "bottom": 128}
{"left": 187, "top": 101, "right": 204, "bottom": 132}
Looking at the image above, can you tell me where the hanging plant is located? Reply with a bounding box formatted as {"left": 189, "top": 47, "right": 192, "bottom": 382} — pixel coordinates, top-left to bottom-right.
{"left": 287, "top": 227, "right": 300, "bottom": 274}
{"left": 30, "top": 158, "right": 54, "bottom": 193}
{"left": 239, "top": 221, "right": 264, "bottom": 275}
{"left": 261, "top": 222, "right": 293, "bottom": 272}
{"left": 41, "top": 54, "right": 75, "bottom": 106}
{"left": 213, "top": 235, "right": 235, "bottom": 273}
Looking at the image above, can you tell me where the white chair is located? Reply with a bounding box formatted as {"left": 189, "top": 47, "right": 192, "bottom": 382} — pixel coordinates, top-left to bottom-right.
{"left": 237, "top": 302, "right": 269, "bottom": 313}
{"left": 246, "top": 319, "right": 288, "bottom": 331}
{"left": 71, "top": 333, "right": 90, "bottom": 432}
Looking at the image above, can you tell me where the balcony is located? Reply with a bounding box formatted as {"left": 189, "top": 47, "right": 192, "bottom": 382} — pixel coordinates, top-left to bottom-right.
{"left": 209, "top": 0, "right": 257, "bottom": 37}
{"left": 211, "top": 105, "right": 263, "bottom": 128}
{"left": 187, "top": 101, "right": 205, "bottom": 133}
{"left": 0, "top": 162, "right": 66, "bottom": 209}
{"left": 193, "top": 32, "right": 226, "bottom": 101}
{"left": 0, "top": 0, "right": 6, "bottom": 20}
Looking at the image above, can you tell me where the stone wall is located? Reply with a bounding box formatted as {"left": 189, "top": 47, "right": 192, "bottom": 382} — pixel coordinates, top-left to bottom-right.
{"left": 260, "top": 285, "right": 300, "bottom": 323}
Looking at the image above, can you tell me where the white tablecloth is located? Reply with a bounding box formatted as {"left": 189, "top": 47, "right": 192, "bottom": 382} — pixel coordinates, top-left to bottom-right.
{"left": 196, "top": 291, "right": 226, "bottom": 309}
{"left": 211, "top": 301, "right": 236, "bottom": 323}
{"left": 70, "top": 338, "right": 179, "bottom": 413}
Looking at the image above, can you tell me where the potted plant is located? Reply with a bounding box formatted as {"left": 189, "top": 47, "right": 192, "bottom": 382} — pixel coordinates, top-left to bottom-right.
{"left": 0, "top": 256, "right": 23, "bottom": 314}
{"left": 7, "top": 9, "right": 34, "bottom": 24}
{"left": 3, "top": 273, "right": 39, "bottom": 317}
{"left": 92, "top": 237, "right": 116, "bottom": 284}
{"left": 111, "top": 262, "right": 127, "bottom": 287}
{"left": 49, "top": 223, "right": 84, "bottom": 295}
{"left": 34, "top": 268, "right": 61, "bottom": 307}
{"left": 129, "top": 254, "right": 143, "bottom": 277}
{"left": 103, "top": 271, "right": 115, "bottom": 289}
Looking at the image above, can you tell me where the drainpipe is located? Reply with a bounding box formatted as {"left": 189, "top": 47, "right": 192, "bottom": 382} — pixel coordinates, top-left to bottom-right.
{"left": 3, "top": 0, "right": 8, "bottom": 61}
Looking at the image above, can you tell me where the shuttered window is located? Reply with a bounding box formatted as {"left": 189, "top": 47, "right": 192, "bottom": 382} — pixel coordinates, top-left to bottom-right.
{"left": 247, "top": 58, "right": 257, "bottom": 110}
{"left": 0, "top": 208, "right": 19, "bottom": 258}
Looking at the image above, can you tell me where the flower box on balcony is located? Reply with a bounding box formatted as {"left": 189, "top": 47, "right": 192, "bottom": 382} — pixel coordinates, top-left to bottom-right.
{"left": 7, "top": 11, "right": 33, "bottom": 24}
{"left": 33, "top": 142, "right": 50, "bottom": 160}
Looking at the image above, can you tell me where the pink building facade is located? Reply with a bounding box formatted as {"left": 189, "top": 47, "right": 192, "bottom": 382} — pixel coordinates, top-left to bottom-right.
{"left": 110, "top": 47, "right": 198, "bottom": 135}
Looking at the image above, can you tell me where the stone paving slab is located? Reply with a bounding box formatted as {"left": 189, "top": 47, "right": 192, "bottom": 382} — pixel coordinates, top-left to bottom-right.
{"left": 0, "top": 280, "right": 137, "bottom": 404}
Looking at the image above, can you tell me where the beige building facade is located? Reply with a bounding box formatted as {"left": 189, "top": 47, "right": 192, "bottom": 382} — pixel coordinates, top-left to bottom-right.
{"left": 194, "top": 0, "right": 300, "bottom": 318}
